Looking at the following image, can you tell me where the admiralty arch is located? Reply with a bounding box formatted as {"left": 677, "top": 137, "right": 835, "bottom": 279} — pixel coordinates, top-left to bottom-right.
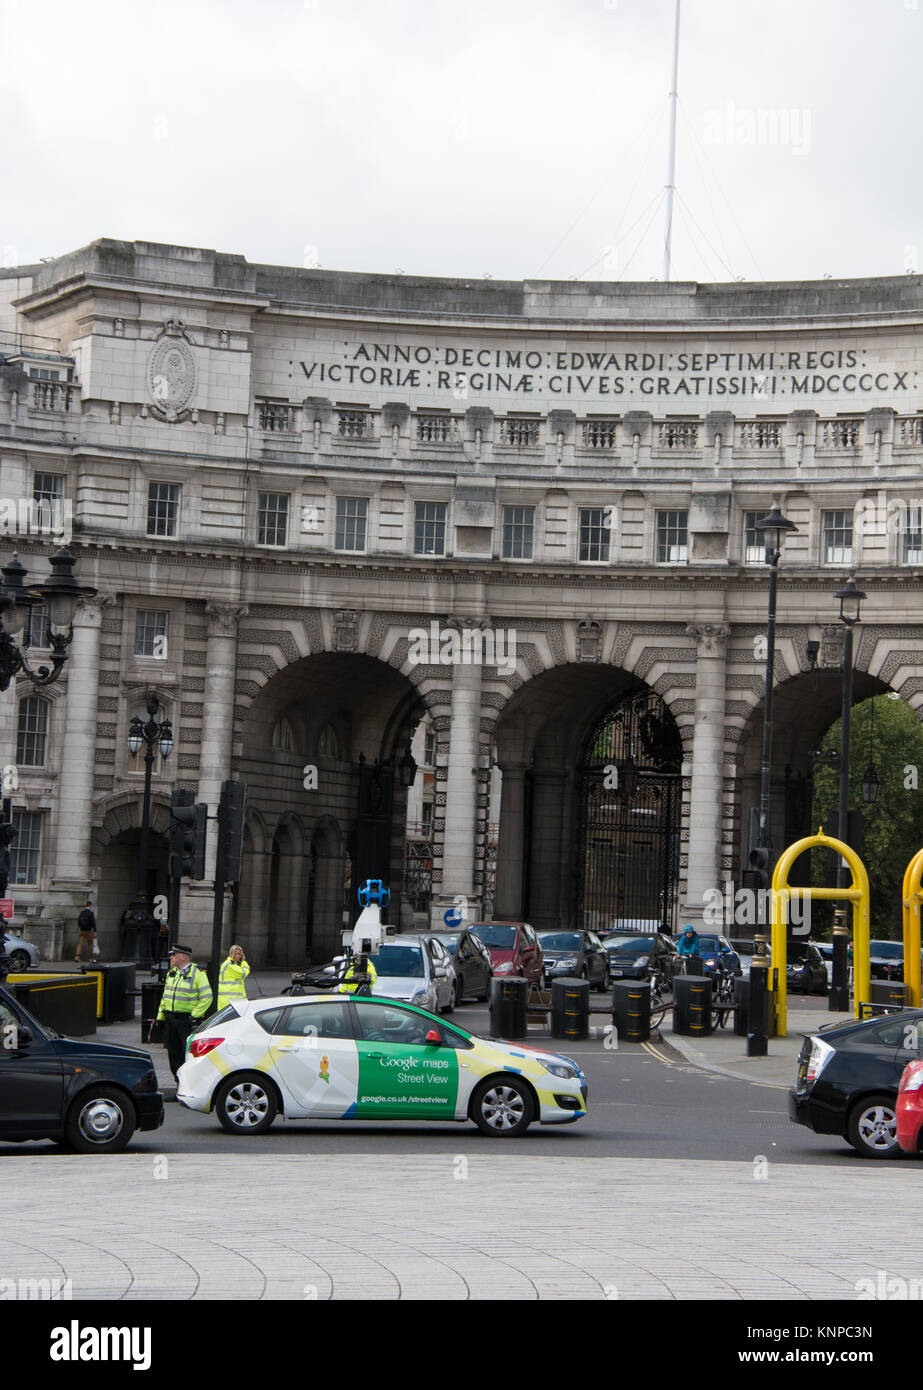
{"left": 1, "top": 239, "right": 921, "bottom": 963}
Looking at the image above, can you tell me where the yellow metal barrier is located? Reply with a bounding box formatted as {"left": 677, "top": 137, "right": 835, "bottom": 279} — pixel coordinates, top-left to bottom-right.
{"left": 902, "top": 849, "right": 923, "bottom": 1009}
{"left": 770, "top": 827, "right": 871, "bottom": 1037}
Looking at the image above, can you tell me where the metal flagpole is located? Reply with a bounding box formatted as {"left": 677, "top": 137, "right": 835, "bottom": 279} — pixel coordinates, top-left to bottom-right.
{"left": 662, "top": 0, "right": 681, "bottom": 282}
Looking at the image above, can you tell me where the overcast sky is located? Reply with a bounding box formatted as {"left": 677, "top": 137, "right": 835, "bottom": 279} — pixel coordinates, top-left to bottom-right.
{"left": 2, "top": 0, "right": 920, "bottom": 285}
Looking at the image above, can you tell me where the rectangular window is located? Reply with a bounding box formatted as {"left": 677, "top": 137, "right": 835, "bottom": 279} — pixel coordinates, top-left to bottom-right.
{"left": 257, "top": 493, "right": 289, "bottom": 547}
{"left": 334, "top": 497, "right": 369, "bottom": 552}
{"left": 147, "top": 482, "right": 180, "bottom": 537}
{"left": 502, "top": 505, "right": 534, "bottom": 560}
{"left": 656, "top": 510, "right": 689, "bottom": 563}
{"left": 33, "top": 472, "right": 64, "bottom": 504}
{"left": 24, "top": 602, "right": 50, "bottom": 650}
{"left": 823, "top": 509, "right": 853, "bottom": 566}
{"left": 16, "top": 697, "right": 48, "bottom": 767}
{"left": 134, "top": 610, "right": 169, "bottom": 658}
{"left": 421, "top": 801, "right": 434, "bottom": 835}
{"left": 902, "top": 507, "right": 923, "bottom": 564}
{"left": 578, "top": 508, "right": 611, "bottom": 562}
{"left": 30, "top": 473, "right": 66, "bottom": 535}
{"left": 424, "top": 729, "right": 436, "bottom": 767}
{"left": 743, "top": 511, "right": 769, "bottom": 566}
{"left": 10, "top": 811, "right": 41, "bottom": 885}
{"left": 414, "top": 502, "right": 447, "bottom": 556}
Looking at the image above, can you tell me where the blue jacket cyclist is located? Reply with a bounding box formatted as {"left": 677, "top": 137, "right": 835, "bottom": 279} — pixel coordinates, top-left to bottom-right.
{"left": 677, "top": 925, "right": 700, "bottom": 957}
{"left": 156, "top": 944, "right": 213, "bottom": 1080}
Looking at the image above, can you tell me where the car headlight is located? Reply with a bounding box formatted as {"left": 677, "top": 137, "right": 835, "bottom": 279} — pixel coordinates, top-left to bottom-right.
{"left": 542, "top": 1061, "right": 579, "bottom": 1080}
{"left": 634, "top": 955, "right": 649, "bottom": 967}
{"left": 556, "top": 956, "right": 578, "bottom": 968}
{"left": 495, "top": 961, "right": 515, "bottom": 974}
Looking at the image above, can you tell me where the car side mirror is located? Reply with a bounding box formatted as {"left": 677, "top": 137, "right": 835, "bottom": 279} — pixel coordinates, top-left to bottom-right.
{"left": 425, "top": 1029, "right": 442, "bottom": 1045}
{"left": 17, "top": 1025, "right": 33, "bottom": 1046}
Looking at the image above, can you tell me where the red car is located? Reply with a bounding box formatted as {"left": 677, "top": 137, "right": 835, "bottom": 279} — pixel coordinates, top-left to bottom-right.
{"left": 896, "top": 1059, "right": 923, "bottom": 1154}
{"left": 468, "top": 921, "right": 544, "bottom": 985}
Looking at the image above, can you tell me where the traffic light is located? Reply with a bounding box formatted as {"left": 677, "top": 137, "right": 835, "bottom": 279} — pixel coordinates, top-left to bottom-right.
{"left": 747, "top": 845, "right": 771, "bottom": 891}
{"left": 217, "top": 780, "right": 246, "bottom": 884}
{"left": 169, "top": 789, "right": 207, "bottom": 880}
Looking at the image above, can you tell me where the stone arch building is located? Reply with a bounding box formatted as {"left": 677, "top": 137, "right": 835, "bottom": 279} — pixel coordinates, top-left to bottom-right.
{"left": 1, "top": 239, "right": 921, "bottom": 961}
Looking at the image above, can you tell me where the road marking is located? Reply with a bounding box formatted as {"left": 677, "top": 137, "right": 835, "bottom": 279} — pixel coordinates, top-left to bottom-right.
{"left": 640, "top": 1041, "right": 676, "bottom": 1066}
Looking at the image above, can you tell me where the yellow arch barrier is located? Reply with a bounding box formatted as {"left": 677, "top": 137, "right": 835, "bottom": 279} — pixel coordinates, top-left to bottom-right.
{"left": 902, "top": 849, "right": 923, "bottom": 1009}
{"left": 770, "top": 827, "right": 870, "bottom": 1037}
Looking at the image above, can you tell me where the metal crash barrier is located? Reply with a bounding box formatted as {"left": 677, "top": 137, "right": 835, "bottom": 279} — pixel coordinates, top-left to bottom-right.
{"left": 551, "top": 977, "right": 589, "bottom": 1041}
{"left": 6, "top": 973, "right": 98, "bottom": 1036}
{"left": 611, "top": 980, "right": 651, "bottom": 1043}
{"left": 673, "top": 974, "right": 713, "bottom": 1036}
{"left": 489, "top": 976, "right": 528, "bottom": 1039}
{"left": 80, "top": 962, "right": 137, "bottom": 1023}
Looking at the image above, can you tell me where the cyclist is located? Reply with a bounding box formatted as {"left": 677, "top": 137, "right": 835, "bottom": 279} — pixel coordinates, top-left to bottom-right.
{"left": 676, "top": 924, "right": 700, "bottom": 959}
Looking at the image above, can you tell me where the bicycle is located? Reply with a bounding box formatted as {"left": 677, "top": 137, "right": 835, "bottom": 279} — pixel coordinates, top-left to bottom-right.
{"left": 710, "top": 963, "right": 737, "bottom": 1030}
{"left": 648, "top": 962, "right": 673, "bottom": 1029}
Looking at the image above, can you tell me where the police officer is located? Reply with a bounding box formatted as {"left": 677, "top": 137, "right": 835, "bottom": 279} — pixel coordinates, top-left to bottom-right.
{"left": 156, "top": 944, "right": 213, "bottom": 1079}
{"left": 335, "top": 952, "right": 378, "bottom": 996}
{"left": 217, "top": 944, "right": 250, "bottom": 1009}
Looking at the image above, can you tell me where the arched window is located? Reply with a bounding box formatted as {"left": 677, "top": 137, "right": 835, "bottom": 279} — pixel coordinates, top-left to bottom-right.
{"left": 16, "top": 696, "right": 49, "bottom": 767}
{"left": 317, "top": 724, "right": 341, "bottom": 759}
{"left": 272, "top": 717, "right": 295, "bottom": 752}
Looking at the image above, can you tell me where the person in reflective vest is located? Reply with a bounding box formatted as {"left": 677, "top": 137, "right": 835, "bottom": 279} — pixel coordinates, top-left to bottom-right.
{"left": 336, "top": 954, "right": 378, "bottom": 996}
{"left": 156, "top": 944, "right": 213, "bottom": 1079}
{"left": 217, "top": 944, "right": 250, "bottom": 1009}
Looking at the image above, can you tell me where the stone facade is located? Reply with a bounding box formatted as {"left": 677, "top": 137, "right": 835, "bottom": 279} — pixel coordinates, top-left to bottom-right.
{"left": 1, "top": 239, "right": 921, "bottom": 962}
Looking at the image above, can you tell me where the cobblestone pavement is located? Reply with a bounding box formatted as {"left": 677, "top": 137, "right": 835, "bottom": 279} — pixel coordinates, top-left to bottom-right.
{"left": 2, "top": 1153, "right": 921, "bottom": 1300}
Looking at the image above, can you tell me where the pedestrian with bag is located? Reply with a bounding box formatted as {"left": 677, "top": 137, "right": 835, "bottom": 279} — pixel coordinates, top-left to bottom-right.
{"left": 155, "top": 944, "right": 213, "bottom": 1080}
{"left": 217, "top": 943, "right": 250, "bottom": 1009}
{"left": 75, "top": 900, "right": 98, "bottom": 963}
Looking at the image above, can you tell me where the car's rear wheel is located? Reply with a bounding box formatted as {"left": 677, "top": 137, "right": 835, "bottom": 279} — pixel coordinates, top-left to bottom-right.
{"left": 64, "top": 1085, "right": 136, "bottom": 1154}
{"left": 470, "top": 1076, "right": 534, "bottom": 1137}
{"left": 847, "top": 1094, "right": 900, "bottom": 1159}
{"left": 6, "top": 950, "right": 30, "bottom": 973}
{"left": 443, "top": 981, "right": 457, "bottom": 1014}
{"left": 214, "top": 1073, "right": 278, "bottom": 1135}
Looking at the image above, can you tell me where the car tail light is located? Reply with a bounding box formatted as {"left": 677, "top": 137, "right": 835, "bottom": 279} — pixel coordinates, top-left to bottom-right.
{"left": 805, "top": 1036, "right": 834, "bottom": 1083}
{"left": 189, "top": 1036, "right": 224, "bottom": 1058}
{"left": 899, "top": 1062, "right": 923, "bottom": 1093}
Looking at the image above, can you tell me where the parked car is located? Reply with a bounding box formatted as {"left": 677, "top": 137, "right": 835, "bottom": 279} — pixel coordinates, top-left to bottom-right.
{"left": 671, "top": 933, "right": 741, "bottom": 977}
{"left": 537, "top": 929, "right": 610, "bottom": 991}
{"left": 789, "top": 1008, "right": 923, "bottom": 1158}
{"left": 604, "top": 931, "right": 679, "bottom": 981}
{"left": 602, "top": 918, "right": 662, "bottom": 939}
{"left": 1, "top": 930, "right": 40, "bottom": 974}
{"left": 870, "top": 940, "right": 905, "bottom": 982}
{"left": 787, "top": 941, "right": 829, "bottom": 996}
{"left": 367, "top": 936, "right": 456, "bottom": 1014}
{"left": 467, "top": 922, "right": 544, "bottom": 985}
{"left": 897, "top": 1058, "right": 923, "bottom": 1155}
{"left": 0, "top": 982, "right": 164, "bottom": 1152}
{"left": 423, "top": 930, "right": 493, "bottom": 1003}
{"left": 178, "top": 993, "right": 587, "bottom": 1137}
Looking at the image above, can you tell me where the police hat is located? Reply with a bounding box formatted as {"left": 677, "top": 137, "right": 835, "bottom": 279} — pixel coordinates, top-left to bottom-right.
{"left": 168, "top": 943, "right": 193, "bottom": 956}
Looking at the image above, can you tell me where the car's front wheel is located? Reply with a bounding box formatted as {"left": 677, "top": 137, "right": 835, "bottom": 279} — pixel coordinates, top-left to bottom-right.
{"left": 470, "top": 1076, "right": 534, "bottom": 1137}
{"left": 214, "top": 1073, "right": 278, "bottom": 1135}
{"left": 64, "top": 1085, "right": 136, "bottom": 1154}
{"left": 6, "top": 950, "right": 30, "bottom": 973}
{"left": 847, "top": 1094, "right": 900, "bottom": 1159}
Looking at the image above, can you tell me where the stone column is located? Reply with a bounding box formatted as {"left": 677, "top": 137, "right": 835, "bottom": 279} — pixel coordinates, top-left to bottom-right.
{"left": 494, "top": 762, "right": 528, "bottom": 918}
{"left": 432, "top": 635, "right": 482, "bottom": 926}
{"left": 183, "top": 602, "right": 246, "bottom": 946}
{"left": 683, "top": 622, "right": 730, "bottom": 921}
{"left": 50, "top": 595, "right": 113, "bottom": 894}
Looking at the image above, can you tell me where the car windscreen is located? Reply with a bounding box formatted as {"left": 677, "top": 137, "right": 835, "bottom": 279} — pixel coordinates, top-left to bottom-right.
{"left": 538, "top": 932, "right": 582, "bottom": 951}
{"left": 871, "top": 942, "right": 903, "bottom": 958}
{"left": 606, "top": 935, "right": 656, "bottom": 952}
{"left": 369, "top": 946, "right": 425, "bottom": 977}
{"left": 431, "top": 934, "right": 460, "bottom": 955}
{"left": 476, "top": 925, "right": 518, "bottom": 950}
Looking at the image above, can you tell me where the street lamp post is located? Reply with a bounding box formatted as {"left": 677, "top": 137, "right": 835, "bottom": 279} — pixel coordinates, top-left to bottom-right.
{"left": 0, "top": 549, "right": 97, "bottom": 691}
{"left": 122, "top": 695, "right": 174, "bottom": 966}
{"left": 748, "top": 503, "right": 797, "bottom": 1056}
{"left": 830, "top": 575, "right": 866, "bottom": 1011}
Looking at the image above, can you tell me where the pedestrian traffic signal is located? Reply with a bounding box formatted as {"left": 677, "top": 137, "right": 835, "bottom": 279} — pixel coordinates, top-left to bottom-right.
{"left": 748, "top": 845, "right": 771, "bottom": 890}
{"left": 169, "top": 791, "right": 207, "bottom": 881}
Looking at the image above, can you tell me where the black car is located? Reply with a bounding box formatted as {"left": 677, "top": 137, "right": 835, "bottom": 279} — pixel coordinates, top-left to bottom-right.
{"left": 787, "top": 941, "right": 828, "bottom": 996}
{"left": 0, "top": 983, "right": 164, "bottom": 1153}
{"left": 425, "top": 930, "right": 493, "bottom": 1002}
{"left": 537, "top": 930, "right": 610, "bottom": 991}
{"left": 604, "top": 931, "right": 678, "bottom": 982}
{"left": 869, "top": 940, "right": 905, "bottom": 982}
{"left": 789, "top": 1008, "right": 923, "bottom": 1159}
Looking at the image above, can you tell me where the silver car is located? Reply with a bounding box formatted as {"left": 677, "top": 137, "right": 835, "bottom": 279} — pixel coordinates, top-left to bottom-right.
{"left": 1, "top": 931, "right": 40, "bottom": 973}
{"left": 368, "top": 936, "right": 456, "bottom": 1014}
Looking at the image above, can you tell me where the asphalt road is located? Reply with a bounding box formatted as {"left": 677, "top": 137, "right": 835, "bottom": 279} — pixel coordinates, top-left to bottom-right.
{"left": 4, "top": 996, "right": 900, "bottom": 1166}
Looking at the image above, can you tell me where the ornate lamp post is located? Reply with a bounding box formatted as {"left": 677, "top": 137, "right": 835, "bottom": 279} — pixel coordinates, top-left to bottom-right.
{"left": 121, "top": 695, "right": 174, "bottom": 966}
{"left": 829, "top": 575, "right": 866, "bottom": 1011}
{"left": 0, "top": 550, "right": 97, "bottom": 691}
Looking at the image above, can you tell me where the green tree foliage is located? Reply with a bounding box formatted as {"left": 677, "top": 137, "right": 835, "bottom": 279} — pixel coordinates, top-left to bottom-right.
{"left": 812, "top": 695, "right": 923, "bottom": 935}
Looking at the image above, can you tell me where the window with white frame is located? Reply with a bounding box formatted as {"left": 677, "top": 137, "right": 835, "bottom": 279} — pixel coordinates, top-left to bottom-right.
{"left": 656, "top": 510, "right": 689, "bottom": 563}
{"left": 335, "top": 497, "right": 368, "bottom": 552}
{"left": 9, "top": 811, "right": 42, "bottom": 885}
{"left": 424, "top": 727, "right": 436, "bottom": 767}
{"left": 578, "top": 508, "right": 611, "bottom": 563}
{"left": 743, "top": 512, "right": 770, "bottom": 566}
{"left": 147, "top": 481, "right": 180, "bottom": 537}
{"left": 901, "top": 506, "right": 923, "bottom": 564}
{"left": 501, "top": 506, "right": 534, "bottom": 560}
{"left": 134, "top": 610, "right": 168, "bottom": 659}
{"left": 257, "top": 493, "right": 290, "bottom": 547}
{"left": 822, "top": 510, "right": 853, "bottom": 566}
{"left": 16, "top": 697, "right": 48, "bottom": 766}
{"left": 24, "top": 602, "right": 50, "bottom": 650}
{"left": 414, "top": 502, "right": 447, "bottom": 556}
